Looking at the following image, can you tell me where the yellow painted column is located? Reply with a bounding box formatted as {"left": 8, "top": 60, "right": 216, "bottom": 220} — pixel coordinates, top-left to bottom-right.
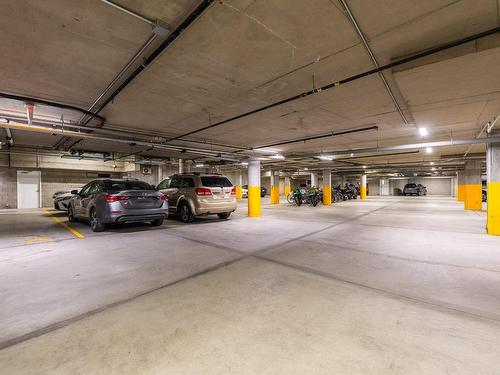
{"left": 457, "top": 171, "right": 465, "bottom": 201}
{"left": 235, "top": 170, "right": 243, "bottom": 200}
{"left": 270, "top": 171, "right": 280, "bottom": 204}
{"left": 235, "top": 186, "right": 243, "bottom": 200}
{"left": 247, "top": 159, "right": 261, "bottom": 217}
{"left": 322, "top": 169, "right": 332, "bottom": 206}
{"left": 463, "top": 160, "right": 482, "bottom": 210}
{"left": 487, "top": 182, "right": 500, "bottom": 235}
{"left": 360, "top": 174, "right": 367, "bottom": 200}
{"left": 464, "top": 184, "right": 482, "bottom": 210}
{"left": 284, "top": 176, "right": 291, "bottom": 197}
{"left": 487, "top": 137, "right": 500, "bottom": 235}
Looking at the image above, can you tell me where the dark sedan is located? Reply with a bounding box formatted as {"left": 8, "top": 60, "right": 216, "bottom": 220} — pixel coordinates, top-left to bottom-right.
{"left": 68, "top": 179, "right": 168, "bottom": 232}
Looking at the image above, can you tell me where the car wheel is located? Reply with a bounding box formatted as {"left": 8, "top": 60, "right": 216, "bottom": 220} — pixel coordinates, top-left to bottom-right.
{"left": 90, "top": 208, "right": 105, "bottom": 232}
{"left": 178, "top": 202, "right": 195, "bottom": 223}
{"left": 151, "top": 218, "right": 164, "bottom": 226}
{"left": 217, "top": 212, "right": 231, "bottom": 220}
{"left": 68, "top": 205, "right": 76, "bottom": 222}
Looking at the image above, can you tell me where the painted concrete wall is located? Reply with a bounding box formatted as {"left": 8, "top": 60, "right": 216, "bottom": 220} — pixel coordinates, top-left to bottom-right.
{"left": 410, "top": 178, "right": 452, "bottom": 195}
{"left": 0, "top": 163, "right": 179, "bottom": 209}
{"left": 41, "top": 169, "right": 123, "bottom": 207}
{"left": 368, "top": 179, "right": 380, "bottom": 195}
{"left": 388, "top": 178, "right": 452, "bottom": 196}
{"left": 0, "top": 168, "right": 17, "bottom": 208}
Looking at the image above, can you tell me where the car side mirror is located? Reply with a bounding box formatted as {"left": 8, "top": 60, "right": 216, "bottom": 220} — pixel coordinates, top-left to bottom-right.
{"left": 71, "top": 190, "right": 79, "bottom": 195}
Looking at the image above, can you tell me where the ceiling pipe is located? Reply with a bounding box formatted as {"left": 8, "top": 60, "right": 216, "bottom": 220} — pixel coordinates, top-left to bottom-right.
{"left": 253, "top": 125, "right": 378, "bottom": 149}
{"left": 84, "top": 0, "right": 215, "bottom": 123}
{"left": 78, "top": 33, "right": 160, "bottom": 125}
{"left": 0, "top": 121, "right": 241, "bottom": 161}
{"left": 463, "top": 115, "right": 499, "bottom": 158}
{"left": 328, "top": 137, "right": 500, "bottom": 156}
{"left": 26, "top": 103, "right": 34, "bottom": 126}
{"left": 0, "top": 92, "right": 106, "bottom": 123}
{"left": 99, "top": 0, "right": 155, "bottom": 25}
{"left": 338, "top": 0, "right": 411, "bottom": 126}
{"left": 164, "top": 26, "right": 500, "bottom": 143}
{"left": 0, "top": 112, "right": 251, "bottom": 153}
{"left": 4, "top": 128, "right": 13, "bottom": 146}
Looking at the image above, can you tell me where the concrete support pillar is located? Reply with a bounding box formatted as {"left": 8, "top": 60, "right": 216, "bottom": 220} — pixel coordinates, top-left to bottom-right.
{"left": 464, "top": 160, "right": 482, "bottom": 210}
{"left": 247, "top": 159, "right": 261, "bottom": 217}
{"left": 270, "top": 171, "right": 280, "bottom": 204}
{"left": 322, "top": 170, "right": 332, "bottom": 205}
{"left": 311, "top": 172, "right": 319, "bottom": 187}
{"left": 457, "top": 171, "right": 465, "bottom": 201}
{"left": 184, "top": 160, "right": 193, "bottom": 173}
{"left": 235, "top": 170, "right": 243, "bottom": 200}
{"left": 487, "top": 134, "right": 500, "bottom": 235}
{"left": 360, "top": 174, "right": 367, "bottom": 200}
{"left": 178, "top": 159, "right": 184, "bottom": 174}
{"left": 284, "top": 177, "right": 291, "bottom": 197}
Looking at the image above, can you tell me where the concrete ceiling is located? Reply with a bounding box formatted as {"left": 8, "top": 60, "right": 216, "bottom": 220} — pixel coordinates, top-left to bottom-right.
{"left": 1, "top": 0, "right": 499, "bottom": 174}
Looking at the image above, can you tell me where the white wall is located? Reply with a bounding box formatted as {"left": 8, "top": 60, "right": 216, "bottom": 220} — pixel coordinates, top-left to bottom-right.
{"left": 410, "top": 177, "right": 452, "bottom": 195}
{"left": 388, "top": 177, "right": 452, "bottom": 196}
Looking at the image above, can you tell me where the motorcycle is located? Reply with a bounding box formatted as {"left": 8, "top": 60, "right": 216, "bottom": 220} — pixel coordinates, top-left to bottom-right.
{"left": 306, "top": 187, "right": 321, "bottom": 207}
{"left": 288, "top": 187, "right": 320, "bottom": 207}
{"left": 289, "top": 187, "right": 306, "bottom": 206}
{"left": 332, "top": 185, "right": 344, "bottom": 203}
{"left": 344, "top": 183, "right": 359, "bottom": 199}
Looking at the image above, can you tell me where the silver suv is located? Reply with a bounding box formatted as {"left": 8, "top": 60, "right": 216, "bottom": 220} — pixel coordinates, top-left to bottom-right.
{"left": 157, "top": 174, "right": 237, "bottom": 223}
{"left": 68, "top": 179, "right": 168, "bottom": 232}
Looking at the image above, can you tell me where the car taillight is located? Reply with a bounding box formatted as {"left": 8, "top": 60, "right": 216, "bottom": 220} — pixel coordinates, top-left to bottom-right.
{"left": 230, "top": 187, "right": 236, "bottom": 195}
{"left": 195, "top": 187, "right": 212, "bottom": 196}
{"left": 160, "top": 194, "right": 168, "bottom": 201}
{"left": 104, "top": 195, "right": 128, "bottom": 202}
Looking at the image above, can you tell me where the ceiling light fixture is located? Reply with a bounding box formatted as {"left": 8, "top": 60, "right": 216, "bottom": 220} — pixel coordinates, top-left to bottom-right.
{"left": 195, "top": 163, "right": 205, "bottom": 168}
{"left": 350, "top": 153, "right": 354, "bottom": 157}
{"left": 425, "top": 147, "right": 433, "bottom": 154}
{"left": 241, "top": 162, "right": 248, "bottom": 166}
{"left": 270, "top": 154, "right": 285, "bottom": 160}
{"left": 362, "top": 165, "right": 367, "bottom": 169}
{"left": 430, "top": 161, "right": 435, "bottom": 165}
{"left": 431, "top": 167, "right": 436, "bottom": 171}
{"left": 317, "top": 155, "right": 333, "bottom": 161}
{"left": 418, "top": 127, "right": 428, "bottom": 137}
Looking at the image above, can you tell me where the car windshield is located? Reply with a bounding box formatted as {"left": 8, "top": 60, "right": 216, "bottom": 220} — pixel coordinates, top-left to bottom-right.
{"left": 104, "top": 180, "right": 155, "bottom": 192}
{"left": 405, "top": 184, "right": 417, "bottom": 188}
{"left": 201, "top": 176, "right": 233, "bottom": 187}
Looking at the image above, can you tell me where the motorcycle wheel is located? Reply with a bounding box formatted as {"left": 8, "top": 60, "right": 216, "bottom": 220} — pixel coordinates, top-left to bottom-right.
{"left": 295, "top": 196, "right": 302, "bottom": 206}
{"left": 287, "top": 193, "right": 294, "bottom": 204}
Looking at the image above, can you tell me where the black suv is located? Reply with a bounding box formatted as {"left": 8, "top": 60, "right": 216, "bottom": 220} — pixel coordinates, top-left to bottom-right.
{"left": 403, "top": 183, "right": 427, "bottom": 196}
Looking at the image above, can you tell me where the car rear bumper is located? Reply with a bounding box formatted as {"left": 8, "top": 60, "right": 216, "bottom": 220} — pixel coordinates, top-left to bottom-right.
{"left": 102, "top": 203, "right": 169, "bottom": 224}
{"left": 115, "top": 213, "right": 167, "bottom": 223}
{"left": 194, "top": 200, "right": 237, "bottom": 215}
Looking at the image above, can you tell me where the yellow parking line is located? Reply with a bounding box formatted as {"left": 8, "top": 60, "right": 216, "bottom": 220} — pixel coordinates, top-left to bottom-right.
{"left": 43, "top": 209, "right": 85, "bottom": 239}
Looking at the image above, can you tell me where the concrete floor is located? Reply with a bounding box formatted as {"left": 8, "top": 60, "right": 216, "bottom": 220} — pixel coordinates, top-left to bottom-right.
{"left": 1, "top": 196, "right": 500, "bottom": 374}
